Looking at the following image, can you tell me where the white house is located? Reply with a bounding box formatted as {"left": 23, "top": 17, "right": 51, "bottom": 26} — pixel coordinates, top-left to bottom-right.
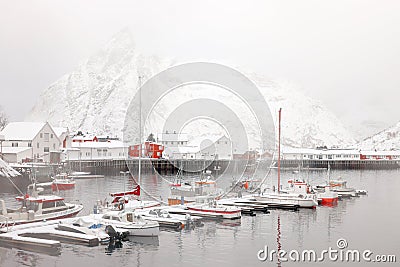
{"left": 156, "top": 131, "right": 189, "bottom": 147}
{"left": 163, "top": 135, "right": 233, "bottom": 160}
{"left": 0, "top": 122, "right": 61, "bottom": 163}
{"left": 62, "top": 140, "right": 129, "bottom": 161}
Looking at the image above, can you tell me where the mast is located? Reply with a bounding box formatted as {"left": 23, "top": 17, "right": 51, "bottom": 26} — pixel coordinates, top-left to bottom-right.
{"left": 278, "top": 108, "right": 282, "bottom": 193}
{"left": 138, "top": 75, "right": 143, "bottom": 198}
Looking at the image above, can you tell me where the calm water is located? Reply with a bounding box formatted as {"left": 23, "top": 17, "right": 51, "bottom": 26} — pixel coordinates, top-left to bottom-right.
{"left": 0, "top": 169, "right": 399, "bottom": 267}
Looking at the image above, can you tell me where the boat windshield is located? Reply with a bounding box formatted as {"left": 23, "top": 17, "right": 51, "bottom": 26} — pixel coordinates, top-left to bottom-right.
{"left": 23, "top": 201, "right": 40, "bottom": 212}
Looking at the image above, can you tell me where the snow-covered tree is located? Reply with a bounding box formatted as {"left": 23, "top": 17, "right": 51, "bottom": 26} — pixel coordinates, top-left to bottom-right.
{"left": 0, "top": 106, "right": 8, "bottom": 131}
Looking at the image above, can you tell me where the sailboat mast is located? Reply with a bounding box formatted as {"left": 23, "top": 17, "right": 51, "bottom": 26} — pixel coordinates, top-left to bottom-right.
{"left": 138, "top": 75, "right": 143, "bottom": 195}
{"left": 278, "top": 108, "right": 282, "bottom": 193}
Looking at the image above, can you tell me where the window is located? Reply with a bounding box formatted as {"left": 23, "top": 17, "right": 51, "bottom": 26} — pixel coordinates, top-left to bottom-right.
{"left": 37, "top": 143, "right": 40, "bottom": 148}
{"left": 53, "top": 144, "right": 56, "bottom": 150}
{"left": 44, "top": 133, "right": 49, "bottom": 142}
{"left": 28, "top": 142, "right": 32, "bottom": 147}
{"left": 12, "top": 142, "right": 18, "bottom": 147}
{"left": 40, "top": 133, "right": 43, "bottom": 138}
{"left": 50, "top": 134, "right": 53, "bottom": 139}
{"left": 225, "top": 141, "right": 228, "bottom": 144}
{"left": 44, "top": 147, "right": 49, "bottom": 153}
{"left": 42, "top": 201, "right": 55, "bottom": 209}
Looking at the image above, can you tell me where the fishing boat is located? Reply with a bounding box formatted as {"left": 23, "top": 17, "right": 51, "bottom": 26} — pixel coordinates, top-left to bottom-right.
{"left": 253, "top": 108, "right": 318, "bottom": 209}
{"left": 313, "top": 165, "right": 338, "bottom": 206}
{"left": 168, "top": 170, "right": 224, "bottom": 205}
{"left": 90, "top": 210, "right": 159, "bottom": 237}
{"left": 51, "top": 173, "right": 75, "bottom": 191}
{"left": 0, "top": 191, "right": 83, "bottom": 228}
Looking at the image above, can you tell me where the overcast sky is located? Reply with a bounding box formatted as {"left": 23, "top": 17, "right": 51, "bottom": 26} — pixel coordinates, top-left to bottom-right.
{"left": 0, "top": 0, "right": 399, "bottom": 135}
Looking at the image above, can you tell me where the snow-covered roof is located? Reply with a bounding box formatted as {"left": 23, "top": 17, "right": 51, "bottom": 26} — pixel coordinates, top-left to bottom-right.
{"left": 53, "top": 127, "right": 68, "bottom": 138}
{"left": 1, "top": 147, "right": 32, "bottom": 154}
{"left": 0, "top": 122, "right": 46, "bottom": 141}
{"left": 187, "top": 135, "right": 227, "bottom": 148}
{"left": 164, "top": 146, "right": 200, "bottom": 155}
{"left": 157, "top": 132, "right": 189, "bottom": 142}
{"left": 71, "top": 140, "right": 127, "bottom": 149}
{"left": 0, "top": 158, "right": 21, "bottom": 177}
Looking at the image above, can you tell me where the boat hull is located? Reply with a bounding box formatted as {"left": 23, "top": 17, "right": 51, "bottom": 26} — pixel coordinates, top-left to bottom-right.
{"left": 187, "top": 206, "right": 241, "bottom": 219}
{"left": 51, "top": 182, "right": 75, "bottom": 191}
{"left": 0, "top": 205, "right": 83, "bottom": 228}
{"left": 253, "top": 195, "right": 317, "bottom": 208}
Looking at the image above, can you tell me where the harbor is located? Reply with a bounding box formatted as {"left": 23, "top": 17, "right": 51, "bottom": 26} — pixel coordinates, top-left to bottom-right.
{"left": 0, "top": 169, "right": 397, "bottom": 266}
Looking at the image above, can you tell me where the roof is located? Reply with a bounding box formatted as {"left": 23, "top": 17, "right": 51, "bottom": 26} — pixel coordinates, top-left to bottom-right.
{"left": 53, "top": 127, "right": 68, "bottom": 138}
{"left": 16, "top": 195, "right": 64, "bottom": 203}
{"left": 157, "top": 132, "right": 189, "bottom": 142}
{"left": 187, "top": 135, "right": 227, "bottom": 148}
{"left": 0, "top": 122, "right": 46, "bottom": 141}
{"left": 1, "top": 147, "right": 32, "bottom": 154}
{"left": 71, "top": 140, "right": 127, "bottom": 149}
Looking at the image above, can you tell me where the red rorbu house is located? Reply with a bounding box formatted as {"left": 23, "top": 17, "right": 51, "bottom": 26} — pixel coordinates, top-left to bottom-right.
{"left": 129, "top": 142, "right": 164, "bottom": 159}
{"left": 360, "top": 151, "right": 400, "bottom": 160}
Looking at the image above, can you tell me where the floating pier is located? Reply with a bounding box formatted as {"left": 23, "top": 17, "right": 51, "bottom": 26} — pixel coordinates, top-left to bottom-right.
{"left": 0, "top": 217, "right": 105, "bottom": 255}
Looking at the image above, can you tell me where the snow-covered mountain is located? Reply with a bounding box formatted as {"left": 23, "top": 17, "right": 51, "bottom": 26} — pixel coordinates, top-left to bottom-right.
{"left": 358, "top": 121, "right": 400, "bottom": 150}
{"left": 26, "top": 29, "right": 355, "bottom": 149}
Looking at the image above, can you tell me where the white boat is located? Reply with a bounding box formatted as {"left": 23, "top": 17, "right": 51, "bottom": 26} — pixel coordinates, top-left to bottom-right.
{"left": 56, "top": 217, "right": 111, "bottom": 244}
{"left": 135, "top": 208, "right": 199, "bottom": 229}
{"left": 0, "top": 192, "right": 83, "bottom": 228}
{"left": 96, "top": 186, "right": 161, "bottom": 212}
{"left": 90, "top": 210, "right": 159, "bottom": 237}
{"left": 328, "top": 178, "right": 358, "bottom": 197}
{"left": 187, "top": 202, "right": 242, "bottom": 219}
{"left": 253, "top": 191, "right": 318, "bottom": 208}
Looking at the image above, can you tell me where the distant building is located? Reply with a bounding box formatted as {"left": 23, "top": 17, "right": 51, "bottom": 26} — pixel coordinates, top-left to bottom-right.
{"left": 162, "top": 135, "right": 233, "bottom": 160}
{"left": 0, "top": 122, "right": 61, "bottom": 163}
{"left": 280, "top": 147, "right": 400, "bottom": 161}
{"left": 129, "top": 141, "right": 164, "bottom": 159}
{"left": 156, "top": 131, "right": 189, "bottom": 147}
{"left": 62, "top": 140, "right": 128, "bottom": 161}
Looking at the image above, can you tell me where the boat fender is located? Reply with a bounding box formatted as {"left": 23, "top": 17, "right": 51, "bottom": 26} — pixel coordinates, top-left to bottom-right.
{"left": 118, "top": 203, "right": 124, "bottom": 210}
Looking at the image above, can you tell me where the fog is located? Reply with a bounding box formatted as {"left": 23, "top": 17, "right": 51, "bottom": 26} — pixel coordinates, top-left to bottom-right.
{"left": 0, "top": 0, "right": 399, "bottom": 136}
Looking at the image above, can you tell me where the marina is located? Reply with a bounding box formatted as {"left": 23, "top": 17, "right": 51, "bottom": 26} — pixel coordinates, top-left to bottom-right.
{"left": 0, "top": 169, "right": 396, "bottom": 267}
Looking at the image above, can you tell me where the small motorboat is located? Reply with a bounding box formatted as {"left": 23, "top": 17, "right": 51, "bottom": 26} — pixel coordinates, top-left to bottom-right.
{"left": 56, "top": 217, "right": 112, "bottom": 244}
{"left": 91, "top": 210, "right": 160, "bottom": 237}
{"left": 51, "top": 173, "right": 75, "bottom": 191}
{"left": 186, "top": 198, "right": 242, "bottom": 220}
{"left": 0, "top": 190, "right": 83, "bottom": 228}
{"left": 135, "top": 208, "right": 201, "bottom": 229}
{"left": 328, "top": 178, "right": 358, "bottom": 197}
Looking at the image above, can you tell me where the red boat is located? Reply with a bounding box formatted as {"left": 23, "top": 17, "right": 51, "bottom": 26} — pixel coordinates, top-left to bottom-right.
{"left": 51, "top": 173, "right": 75, "bottom": 191}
